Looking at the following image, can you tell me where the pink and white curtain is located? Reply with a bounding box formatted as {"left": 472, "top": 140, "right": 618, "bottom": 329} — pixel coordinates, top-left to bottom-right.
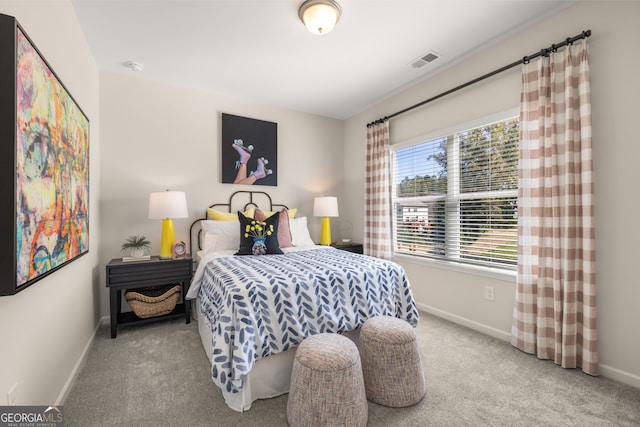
{"left": 364, "top": 120, "right": 392, "bottom": 259}
{"left": 512, "top": 39, "right": 598, "bottom": 375}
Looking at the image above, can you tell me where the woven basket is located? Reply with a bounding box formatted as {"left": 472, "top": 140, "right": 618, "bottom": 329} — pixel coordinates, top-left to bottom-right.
{"left": 125, "top": 285, "right": 181, "bottom": 319}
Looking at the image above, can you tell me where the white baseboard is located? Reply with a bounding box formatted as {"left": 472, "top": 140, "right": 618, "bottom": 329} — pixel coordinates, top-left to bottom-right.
{"left": 56, "top": 316, "right": 109, "bottom": 405}
{"left": 598, "top": 364, "right": 640, "bottom": 389}
{"left": 417, "top": 302, "right": 511, "bottom": 342}
{"left": 417, "top": 303, "right": 640, "bottom": 390}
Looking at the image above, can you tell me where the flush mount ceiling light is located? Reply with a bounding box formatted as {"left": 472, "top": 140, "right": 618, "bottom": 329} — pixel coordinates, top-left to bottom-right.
{"left": 298, "top": 0, "right": 342, "bottom": 35}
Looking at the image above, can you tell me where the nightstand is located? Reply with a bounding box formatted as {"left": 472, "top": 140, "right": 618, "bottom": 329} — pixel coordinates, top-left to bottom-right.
{"left": 331, "top": 242, "right": 364, "bottom": 254}
{"left": 106, "top": 256, "right": 193, "bottom": 338}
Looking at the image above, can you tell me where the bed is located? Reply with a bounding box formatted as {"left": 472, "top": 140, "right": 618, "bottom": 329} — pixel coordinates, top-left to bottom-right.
{"left": 186, "top": 191, "right": 419, "bottom": 412}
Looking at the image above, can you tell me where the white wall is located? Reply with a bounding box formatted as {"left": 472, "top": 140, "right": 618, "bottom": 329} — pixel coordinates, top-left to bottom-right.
{"left": 98, "top": 71, "right": 344, "bottom": 316}
{"left": 344, "top": 1, "right": 640, "bottom": 388}
{"left": 0, "top": 0, "right": 100, "bottom": 405}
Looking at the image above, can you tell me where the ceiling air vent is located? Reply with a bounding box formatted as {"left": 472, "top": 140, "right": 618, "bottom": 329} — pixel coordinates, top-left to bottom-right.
{"left": 410, "top": 51, "right": 440, "bottom": 69}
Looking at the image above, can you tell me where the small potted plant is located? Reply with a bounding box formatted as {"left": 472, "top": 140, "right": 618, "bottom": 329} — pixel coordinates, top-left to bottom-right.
{"left": 121, "top": 235, "right": 151, "bottom": 258}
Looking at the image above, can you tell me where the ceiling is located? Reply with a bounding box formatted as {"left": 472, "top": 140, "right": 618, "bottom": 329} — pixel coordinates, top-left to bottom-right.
{"left": 72, "top": 0, "right": 576, "bottom": 120}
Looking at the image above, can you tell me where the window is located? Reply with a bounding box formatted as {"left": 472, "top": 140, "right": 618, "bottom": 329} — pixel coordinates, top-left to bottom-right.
{"left": 391, "top": 114, "right": 519, "bottom": 270}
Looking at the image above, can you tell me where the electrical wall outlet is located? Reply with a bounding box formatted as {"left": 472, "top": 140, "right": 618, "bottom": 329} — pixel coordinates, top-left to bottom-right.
{"left": 7, "top": 382, "right": 18, "bottom": 406}
{"left": 484, "top": 286, "right": 495, "bottom": 301}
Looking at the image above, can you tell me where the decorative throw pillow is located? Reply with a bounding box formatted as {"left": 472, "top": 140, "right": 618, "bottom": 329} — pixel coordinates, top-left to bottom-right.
{"left": 201, "top": 220, "right": 240, "bottom": 253}
{"left": 256, "top": 208, "right": 297, "bottom": 219}
{"left": 289, "top": 217, "right": 316, "bottom": 247}
{"left": 207, "top": 207, "right": 255, "bottom": 221}
{"left": 255, "top": 208, "right": 293, "bottom": 248}
{"left": 236, "top": 211, "right": 283, "bottom": 255}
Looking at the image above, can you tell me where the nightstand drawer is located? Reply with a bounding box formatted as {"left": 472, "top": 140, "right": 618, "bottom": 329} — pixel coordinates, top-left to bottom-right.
{"left": 106, "top": 258, "right": 191, "bottom": 287}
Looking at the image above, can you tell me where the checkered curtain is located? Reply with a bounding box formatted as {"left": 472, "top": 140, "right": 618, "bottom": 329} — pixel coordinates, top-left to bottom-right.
{"left": 512, "top": 39, "right": 598, "bottom": 375}
{"left": 364, "top": 120, "right": 391, "bottom": 259}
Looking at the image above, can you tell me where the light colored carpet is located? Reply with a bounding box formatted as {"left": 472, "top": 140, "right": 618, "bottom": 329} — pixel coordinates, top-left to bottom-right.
{"left": 64, "top": 313, "right": 640, "bottom": 426}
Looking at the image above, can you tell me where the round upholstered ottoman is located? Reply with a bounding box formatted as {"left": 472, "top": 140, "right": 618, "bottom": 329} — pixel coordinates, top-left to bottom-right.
{"left": 360, "top": 316, "right": 426, "bottom": 407}
{"left": 287, "top": 333, "right": 368, "bottom": 427}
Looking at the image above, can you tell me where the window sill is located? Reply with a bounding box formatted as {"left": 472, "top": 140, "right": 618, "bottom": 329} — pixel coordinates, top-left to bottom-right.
{"left": 393, "top": 253, "right": 517, "bottom": 283}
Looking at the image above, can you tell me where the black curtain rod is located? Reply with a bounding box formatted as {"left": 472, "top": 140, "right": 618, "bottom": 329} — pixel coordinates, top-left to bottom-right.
{"left": 367, "top": 30, "right": 591, "bottom": 128}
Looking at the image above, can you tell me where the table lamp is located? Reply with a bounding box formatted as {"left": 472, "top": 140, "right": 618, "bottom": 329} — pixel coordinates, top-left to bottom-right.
{"left": 313, "top": 196, "right": 339, "bottom": 245}
{"left": 148, "top": 190, "right": 188, "bottom": 259}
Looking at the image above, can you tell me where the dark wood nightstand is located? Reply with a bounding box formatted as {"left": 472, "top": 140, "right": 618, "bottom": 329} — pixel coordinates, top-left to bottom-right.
{"left": 106, "top": 256, "right": 193, "bottom": 338}
{"left": 331, "top": 242, "right": 364, "bottom": 254}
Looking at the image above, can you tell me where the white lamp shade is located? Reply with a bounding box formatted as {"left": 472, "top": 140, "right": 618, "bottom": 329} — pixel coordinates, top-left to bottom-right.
{"left": 148, "top": 191, "right": 188, "bottom": 219}
{"left": 313, "top": 196, "right": 339, "bottom": 217}
{"left": 299, "top": 0, "right": 341, "bottom": 35}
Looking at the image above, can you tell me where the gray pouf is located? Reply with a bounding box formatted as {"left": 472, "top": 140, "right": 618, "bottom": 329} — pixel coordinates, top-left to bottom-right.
{"left": 360, "top": 316, "right": 426, "bottom": 407}
{"left": 287, "top": 333, "right": 368, "bottom": 427}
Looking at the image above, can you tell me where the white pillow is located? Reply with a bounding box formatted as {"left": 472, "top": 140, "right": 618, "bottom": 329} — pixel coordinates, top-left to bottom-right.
{"left": 201, "top": 220, "right": 240, "bottom": 253}
{"left": 289, "top": 217, "right": 315, "bottom": 247}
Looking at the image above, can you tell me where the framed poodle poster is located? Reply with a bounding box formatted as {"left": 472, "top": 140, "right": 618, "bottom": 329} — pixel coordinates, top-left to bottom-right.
{"left": 221, "top": 113, "right": 277, "bottom": 186}
{"left": 0, "top": 14, "right": 90, "bottom": 295}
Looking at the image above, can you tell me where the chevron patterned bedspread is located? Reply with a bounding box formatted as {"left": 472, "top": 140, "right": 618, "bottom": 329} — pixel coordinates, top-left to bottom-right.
{"left": 193, "top": 247, "right": 419, "bottom": 395}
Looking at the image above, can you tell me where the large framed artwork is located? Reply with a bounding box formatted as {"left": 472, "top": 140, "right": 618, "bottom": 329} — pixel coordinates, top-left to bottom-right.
{"left": 221, "top": 113, "right": 277, "bottom": 186}
{"left": 0, "top": 14, "right": 90, "bottom": 296}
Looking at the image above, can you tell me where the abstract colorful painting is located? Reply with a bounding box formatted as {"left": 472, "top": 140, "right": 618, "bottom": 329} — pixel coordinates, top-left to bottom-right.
{"left": 0, "top": 14, "right": 89, "bottom": 295}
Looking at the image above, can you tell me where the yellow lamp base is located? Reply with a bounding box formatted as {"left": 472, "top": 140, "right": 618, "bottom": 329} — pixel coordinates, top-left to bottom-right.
{"left": 159, "top": 218, "right": 175, "bottom": 259}
{"left": 319, "top": 216, "right": 332, "bottom": 245}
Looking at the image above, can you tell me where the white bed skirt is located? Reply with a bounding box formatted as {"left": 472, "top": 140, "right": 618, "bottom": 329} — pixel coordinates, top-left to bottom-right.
{"left": 195, "top": 297, "right": 359, "bottom": 412}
